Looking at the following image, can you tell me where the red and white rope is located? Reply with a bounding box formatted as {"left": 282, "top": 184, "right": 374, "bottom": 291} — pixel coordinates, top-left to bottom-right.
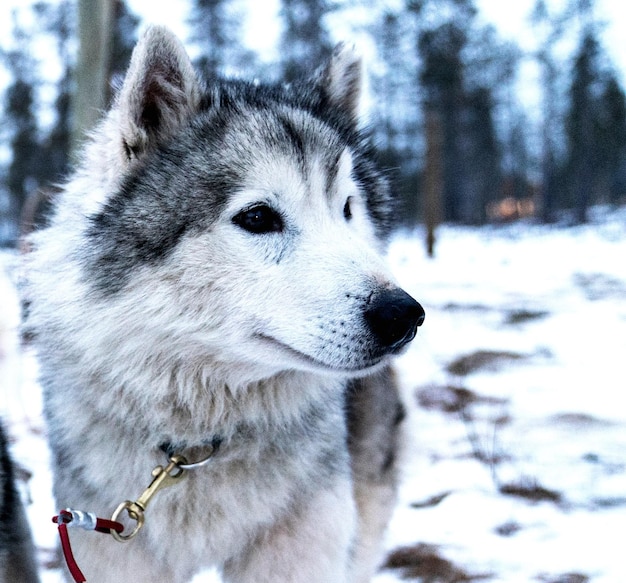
{"left": 53, "top": 509, "right": 125, "bottom": 582}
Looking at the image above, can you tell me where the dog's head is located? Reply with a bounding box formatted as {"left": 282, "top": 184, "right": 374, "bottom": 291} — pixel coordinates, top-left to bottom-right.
{"left": 61, "top": 27, "right": 424, "bottom": 380}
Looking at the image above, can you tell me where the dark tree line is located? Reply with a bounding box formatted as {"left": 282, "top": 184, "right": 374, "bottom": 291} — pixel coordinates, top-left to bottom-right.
{"left": 0, "top": 0, "right": 138, "bottom": 243}
{"left": 532, "top": 0, "right": 626, "bottom": 223}
{"left": 2, "top": 0, "right": 626, "bottom": 245}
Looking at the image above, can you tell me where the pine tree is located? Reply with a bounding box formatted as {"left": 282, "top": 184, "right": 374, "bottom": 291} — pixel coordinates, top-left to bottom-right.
{"left": 598, "top": 75, "right": 626, "bottom": 203}
{"left": 17, "top": 0, "right": 139, "bottom": 237}
{"left": 1, "top": 22, "right": 42, "bottom": 243}
{"left": 565, "top": 31, "right": 602, "bottom": 222}
{"left": 189, "top": 0, "right": 251, "bottom": 78}
{"left": 36, "top": 0, "right": 75, "bottom": 185}
{"left": 531, "top": 0, "right": 567, "bottom": 222}
{"left": 279, "top": 0, "right": 333, "bottom": 83}
{"left": 462, "top": 87, "right": 501, "bottom": 223}
{"left": 370, "top": 8, "right": 421, "bottom": 223}
{"left": 412, "top": 0, "right": 515, "bottom": 224}
{"left": 417, "top": 20, "right": 467, "bottom": 222}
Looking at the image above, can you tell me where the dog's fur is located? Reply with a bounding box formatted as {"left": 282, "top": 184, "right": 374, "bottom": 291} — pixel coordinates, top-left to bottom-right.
{"left": 24, "top": 27, "right": 424, "bottom": 582}
{"left": 0, "top": 423, "right": 40, "bottom": 583}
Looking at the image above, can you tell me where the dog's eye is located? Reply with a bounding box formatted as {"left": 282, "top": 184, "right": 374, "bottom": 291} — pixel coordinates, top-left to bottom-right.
{"left": 343, "top": 197, "right": 353, "bottom": 221}
{"left": 233, "top": 204, "right": 283, "bottom": 234}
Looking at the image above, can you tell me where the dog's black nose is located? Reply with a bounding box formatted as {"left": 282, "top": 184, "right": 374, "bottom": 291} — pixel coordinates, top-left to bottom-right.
{"left": 365, "top": 288, "right": 425, "bottom": 352}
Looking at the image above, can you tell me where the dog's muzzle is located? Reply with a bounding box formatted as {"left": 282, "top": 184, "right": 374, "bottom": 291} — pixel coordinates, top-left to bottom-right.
{"left": 365, "top": 288, "right": 425, "bottom": 352}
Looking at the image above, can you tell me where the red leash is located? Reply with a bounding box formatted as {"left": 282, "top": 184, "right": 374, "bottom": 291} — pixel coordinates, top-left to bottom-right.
{"left": 53, "top": 509, "right": 124, "bottom": 582}
{"left": 50, "top": 451, "right": 215, "bottom": 580}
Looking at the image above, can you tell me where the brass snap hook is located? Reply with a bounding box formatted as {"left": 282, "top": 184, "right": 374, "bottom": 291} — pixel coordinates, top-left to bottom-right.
{"left": 109, "top": 456, "right": 187, "bottom": 542}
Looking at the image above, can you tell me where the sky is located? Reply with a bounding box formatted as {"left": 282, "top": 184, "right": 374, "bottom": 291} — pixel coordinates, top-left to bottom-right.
{"left": 477, "top": 0, "right": 626, "bottom": 82}
{"left": 1, "top": 0, "right": 626, "bottom": 127}
{"left": 121, "top": 0, "right": 626, "bottom": 81}
{"left": 2, "top": 0, "right": 625, "bottom": 70}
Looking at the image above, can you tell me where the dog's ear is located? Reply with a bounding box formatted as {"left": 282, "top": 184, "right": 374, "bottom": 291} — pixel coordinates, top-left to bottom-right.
{"left": 314, "top": 43, "right": 362, "bottom": 123}
{"left": 117, "top": 26, "right": 200, "bottom": 161}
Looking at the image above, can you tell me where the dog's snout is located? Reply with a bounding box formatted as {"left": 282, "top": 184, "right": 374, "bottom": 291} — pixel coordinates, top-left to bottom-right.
{"left": 365, "top": 288, "right": 425, "bottom": 352}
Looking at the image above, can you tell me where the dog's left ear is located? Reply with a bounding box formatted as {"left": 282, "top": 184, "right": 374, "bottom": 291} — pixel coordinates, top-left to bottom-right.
{"left": 117, "top": 26, "right": 201, "bottom": 162}
{"left": 315, "top": 43, "right": 362, "bottom": 123}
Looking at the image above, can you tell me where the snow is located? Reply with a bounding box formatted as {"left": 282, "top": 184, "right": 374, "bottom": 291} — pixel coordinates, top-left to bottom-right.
{"left": 1, "top": 207, "right": 625, "bottom": 582}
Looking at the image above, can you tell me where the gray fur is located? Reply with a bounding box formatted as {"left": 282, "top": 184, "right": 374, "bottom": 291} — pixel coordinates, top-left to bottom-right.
{"left": 24, "top": 26, "right": 423, "bottom": 583}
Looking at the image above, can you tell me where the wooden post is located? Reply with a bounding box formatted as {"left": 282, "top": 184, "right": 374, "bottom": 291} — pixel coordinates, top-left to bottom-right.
{"left": 71, "top": 0, "right": 115, "bottom": 150}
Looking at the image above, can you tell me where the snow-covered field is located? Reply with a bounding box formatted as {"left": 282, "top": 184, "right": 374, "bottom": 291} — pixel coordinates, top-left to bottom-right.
{"left": 2, "top": 207, "right": 625, "bottom": 582}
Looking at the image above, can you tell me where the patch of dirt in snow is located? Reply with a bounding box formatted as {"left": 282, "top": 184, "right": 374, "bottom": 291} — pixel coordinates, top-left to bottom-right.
{"left": 445, "top": 350, "right": 527, "bottom": 377}
{"left": 383, "top": 543, "right": 493, "bottom": 582}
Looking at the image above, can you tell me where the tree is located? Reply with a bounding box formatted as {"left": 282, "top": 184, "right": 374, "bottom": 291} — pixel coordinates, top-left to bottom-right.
{"left": 1, "top": 19, "right": 42, "bottom": 243}
{"left": 565, "top": 30, "right": 602, "bottom": 222}
{"left": 36, "top": 0, "right": 74, "bottom": 186}
{"left": 461, "top": 87, "right": 501, "bottom": 223}
{"left": 417, "top": 20, "right": 467, "bottom": 222}
{"left": 5, "top": 80, "right": 39, "bottom": 228}
{"left": 597, "top": 75, "right": 626, "bottom": 203}
{"left": 411, "top": 0, "right": 523, "bottom": 224}
{"left": 375, "top": 11, "right": 409, "bottom": 156}
{"left": 279, "top": 0, "right": 333, "bottom": 82}
{"left": 369, "top": 8, "right": 421, "bottom": 223}
{"left": 42, "top": 0, "right": 137, "bottom": 161}
{"left": 503, "top": 110, "right": 532, "bottom": 203}
{"left": 189, "top": 0, "right": 251, "bottom": 78}
{"left": 463, "top": 25, "right": 517, "bottom": 222}
{"left": 530, "top": 0, "right": 568, "bottom": 222}
{"left": 72, "top": 0, "right": 115, "bottom": 147}
{"left": 423, "top": 110, "right": 443, "bottom": 255}
{"left": 17, "top": 0, "right": 138, "bottom": 239}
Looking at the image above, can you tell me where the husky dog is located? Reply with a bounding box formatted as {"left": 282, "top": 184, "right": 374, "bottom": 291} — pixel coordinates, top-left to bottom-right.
{"left": 24, "top": 27, "right": 424, "bottom": 583}
{"left": 0, "top": 423, "right": 39, "bottom": 583}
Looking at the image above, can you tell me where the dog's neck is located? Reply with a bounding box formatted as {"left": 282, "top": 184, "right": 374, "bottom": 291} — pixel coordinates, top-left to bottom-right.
{"left": 140, "top": 369, "right": 347, "bottom": 452}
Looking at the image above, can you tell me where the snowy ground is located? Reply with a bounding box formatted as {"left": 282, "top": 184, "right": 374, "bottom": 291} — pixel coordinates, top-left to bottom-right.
{"left": 2, "top": 207, "right": 625, "bottom": 582}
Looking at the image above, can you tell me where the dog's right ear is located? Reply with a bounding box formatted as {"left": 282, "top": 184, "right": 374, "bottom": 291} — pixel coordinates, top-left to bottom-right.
{"left": 117, "top": 26, "right": 200, "bottom": 161}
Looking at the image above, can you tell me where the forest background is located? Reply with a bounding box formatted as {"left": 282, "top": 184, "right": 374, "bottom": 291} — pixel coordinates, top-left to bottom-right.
{"left": 1, "top": 0, "right": 626, "bottom": 247}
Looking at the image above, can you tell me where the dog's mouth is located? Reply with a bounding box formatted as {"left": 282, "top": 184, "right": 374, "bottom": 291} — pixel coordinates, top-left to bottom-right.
{"left": 251, "top": 288, "right": 423, "bottom": 375}
{"left": 254, "top": 333, "right": 385, "bottom": 375}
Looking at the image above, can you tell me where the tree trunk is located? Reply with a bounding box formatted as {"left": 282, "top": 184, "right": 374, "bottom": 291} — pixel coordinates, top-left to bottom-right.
{"left": 423, "top": 109, "right": 443, "bottom": 258}
{"left": 71, "top": 0, "right": 115, "bottom": 150}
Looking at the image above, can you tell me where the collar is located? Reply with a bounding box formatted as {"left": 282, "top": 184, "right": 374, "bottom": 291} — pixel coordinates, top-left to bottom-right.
{"left": 158, "top": 435, "right": 223, "bottom": 469}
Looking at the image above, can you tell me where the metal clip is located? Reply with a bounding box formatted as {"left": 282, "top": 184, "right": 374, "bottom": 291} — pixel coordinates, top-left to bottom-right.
{"left": 110, "top": 455, "right": 187, "bottom": 542}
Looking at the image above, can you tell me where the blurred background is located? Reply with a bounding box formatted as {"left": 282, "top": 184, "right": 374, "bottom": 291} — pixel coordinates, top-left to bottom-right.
{"left": 1, "top": 0, "right": 626, "bottom": 245}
